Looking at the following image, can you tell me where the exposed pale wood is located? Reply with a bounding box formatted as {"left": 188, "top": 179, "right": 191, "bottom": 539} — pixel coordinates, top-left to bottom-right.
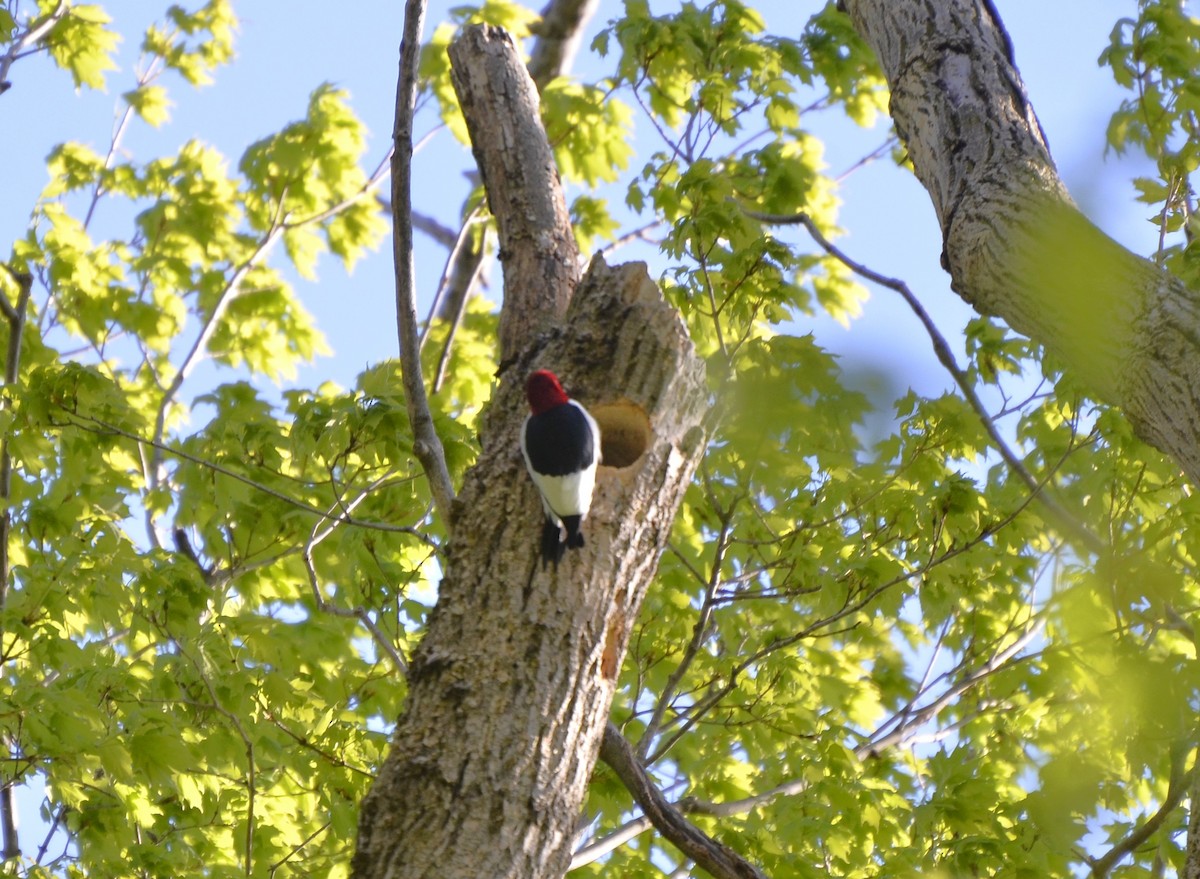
{"left": 426, "top": 0, "right": 601, "bottom": 367}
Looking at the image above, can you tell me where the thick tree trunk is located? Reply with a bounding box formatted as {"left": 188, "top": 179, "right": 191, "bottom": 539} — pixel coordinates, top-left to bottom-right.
{"left": 449, "top": 25, "right": 581, "bottom": 362}
{"left": 843, "top": 0, "right": 1200, "bottom": 484}
{"left": 352, "top": 26, "right": 707, "bottom": 879}
{"left": 428, "top": 0, "right": 600, "bottom": 347}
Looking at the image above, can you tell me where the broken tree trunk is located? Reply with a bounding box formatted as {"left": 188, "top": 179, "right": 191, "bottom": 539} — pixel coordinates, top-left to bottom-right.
{"left": 352, "top": 25, "right": 707, "bottom": 879}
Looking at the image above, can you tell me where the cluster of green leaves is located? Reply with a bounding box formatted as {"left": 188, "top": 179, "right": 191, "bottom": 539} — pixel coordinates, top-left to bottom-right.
{"left": 4, "top": 0, "right": 1200, "bottom": 877}
{"left": 1101, "top": 0, "right": 1200, "bottom": 283}
{"left": 0, "top": 2, "right": 495, "bottom": 876}
{"left": 567, "top": 3, "right": 1200, "bottom": 879}
{"left": 598, "top": 0, "right": 886, "bottom": 362}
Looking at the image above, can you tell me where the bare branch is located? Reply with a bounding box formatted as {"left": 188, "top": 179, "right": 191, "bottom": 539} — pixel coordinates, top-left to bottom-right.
{"left": 570, "top": 814, "right": 653, "bottom": 869}
{"left": 1095, "top": 748, "right": 1193, "bottom": 879}
{"left": 448, "top": 25, "right": 580, "bottom": 360}
{"left": 34, "top": 803, "right": 67, "bottom": 865}
{"left": 432, "top": 240, "right": 490, "bottom": 394}
{"left": 599, "top": 220, "right": 662, "bottom": 257}
{"left": 0, "top": 2, "right": 66, "bottom": 94}
{"left": 410, "top": 209, "right": 459, "bottom": 248}
{"left": 419, "top": 204, "right": 484, "bottom": 352}
{"left": 417, "top": 0, "right": 598, "bottom": 394}
{"left": 391, "top": 0, "right": 456, "bottom": 527}
{"left": 527, "top": 0, "right": 601, "bottom": 90}
{"left": 599, "top": 723, "right": 769, "bottom": 879}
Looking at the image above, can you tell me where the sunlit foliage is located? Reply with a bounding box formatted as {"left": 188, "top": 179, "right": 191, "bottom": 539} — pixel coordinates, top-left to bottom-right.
{"left": 1, "top": 1, "right": 1197, "bottom": 877}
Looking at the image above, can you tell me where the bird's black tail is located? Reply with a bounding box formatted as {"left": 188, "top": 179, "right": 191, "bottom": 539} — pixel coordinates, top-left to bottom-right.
{"left": 562, "top": 515, "right": 585, "bottom": 550}
{"left": 540, "top": 516, "right": 585, "bottom": 567}
{"left": 541, "top": 519, "right": 565, "bottom": 567}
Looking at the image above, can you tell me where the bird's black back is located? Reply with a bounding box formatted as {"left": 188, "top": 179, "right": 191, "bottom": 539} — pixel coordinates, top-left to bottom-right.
{"left": 524, "top": 403, "right": 595, "bottom": 476}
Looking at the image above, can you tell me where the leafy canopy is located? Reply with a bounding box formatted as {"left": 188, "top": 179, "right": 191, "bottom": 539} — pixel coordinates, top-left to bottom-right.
{"left": 1, "top": 1, "right": 1198, "bottom": 878}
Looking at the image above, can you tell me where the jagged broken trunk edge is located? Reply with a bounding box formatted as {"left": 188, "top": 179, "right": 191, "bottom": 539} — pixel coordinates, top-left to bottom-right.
{"left": 352, "top": 256, "right": 707, "bottom": 879}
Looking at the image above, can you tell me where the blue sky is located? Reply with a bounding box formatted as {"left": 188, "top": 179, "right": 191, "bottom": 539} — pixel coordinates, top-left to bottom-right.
{"left": 0, "top": 1, "right": 1162, "bottom": 406}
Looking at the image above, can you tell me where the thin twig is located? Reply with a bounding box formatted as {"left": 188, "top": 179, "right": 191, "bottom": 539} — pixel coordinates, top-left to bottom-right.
{"left": 866, "top": 621, "right": 1044, "bottom": 753}
{"left": 644, "top": 487, "right": 1044, "bottom": 766}
{"left": 419, "top": 204, "right": 480, "bottom": 349}
{"left": 410, "top": 210, "right": 459, "bottom": 248}
{"left": 0, "top": 2, "right": 66, "bottom": 93}
{"left": 1090, "top": 747, "right": 1193, "bottom": 878}
{"left": 579, "top": 626, "right": 1049, "bottom": 870}
{"left": 834, "top": 135, "right": 899, "bottom": 183}
{"left": 432, "top": 236, "right": 489, "bottom": 393}
{"left": 748, "top": 208, "right": 1106, "bottom": 557}
{"left": 302, "top": 475, "right": 408, "bottom": 674}
{"left": 268, "top": 820, "right": 331, "bottom": 878}
{"left": 638, "top": 514, "right": 733, "bottom": 761}
{"left": 148, "top": 216, "right": 286, "bottom": 509}
{"left": 391, "top": 0, "right": 455, "bottom": 526}
{"left": 34, "top": 804, "right": 67, "bottom": 865}
{"left": 258, "top": 700, "right": 374, "bottom": 779}
{"left": 58, "top": 409, "right": 435, "bottom": 542}
{"left": 598, "top": 220, "right": 662, "bottom": 257}
{"left": 175, "top": 638, "right": 257, "bottom": 876}
{"left": 283, "top": 147, "right": 394, "bottom": 229}
{"left": 84, "top": 57, "right": 164, "bottom": 230}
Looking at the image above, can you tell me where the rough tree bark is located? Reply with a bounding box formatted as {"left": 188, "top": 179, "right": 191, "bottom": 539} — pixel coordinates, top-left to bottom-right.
{"left": 424, "top": 0, "right": 600, "bottom": 348}
{"left": 447, "top": 25, "right": 582, "bottom": 362}
{"left": 352, "top": 25, "right": 708, "bottom": 879}
{"left": 842, "top": 0, "right": 1200, "bottom": 484}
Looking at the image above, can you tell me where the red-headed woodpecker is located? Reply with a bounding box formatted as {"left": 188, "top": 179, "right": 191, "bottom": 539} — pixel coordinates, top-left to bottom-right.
{"left": 520, "top": 369, "right": 601, "bottom": 566}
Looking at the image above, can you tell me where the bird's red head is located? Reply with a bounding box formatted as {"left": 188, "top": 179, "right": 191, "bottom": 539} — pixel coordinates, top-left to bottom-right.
{"left": 526, "top": 369, "right": 570, "bottom": 414}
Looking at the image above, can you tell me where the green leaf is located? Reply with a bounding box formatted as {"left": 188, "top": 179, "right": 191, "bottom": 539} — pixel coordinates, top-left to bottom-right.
{"left": 124, "top": 83, "right": 172, "bottom": 126}
{"left": 44, "top": 5, "right": 121, "bottom": 90}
